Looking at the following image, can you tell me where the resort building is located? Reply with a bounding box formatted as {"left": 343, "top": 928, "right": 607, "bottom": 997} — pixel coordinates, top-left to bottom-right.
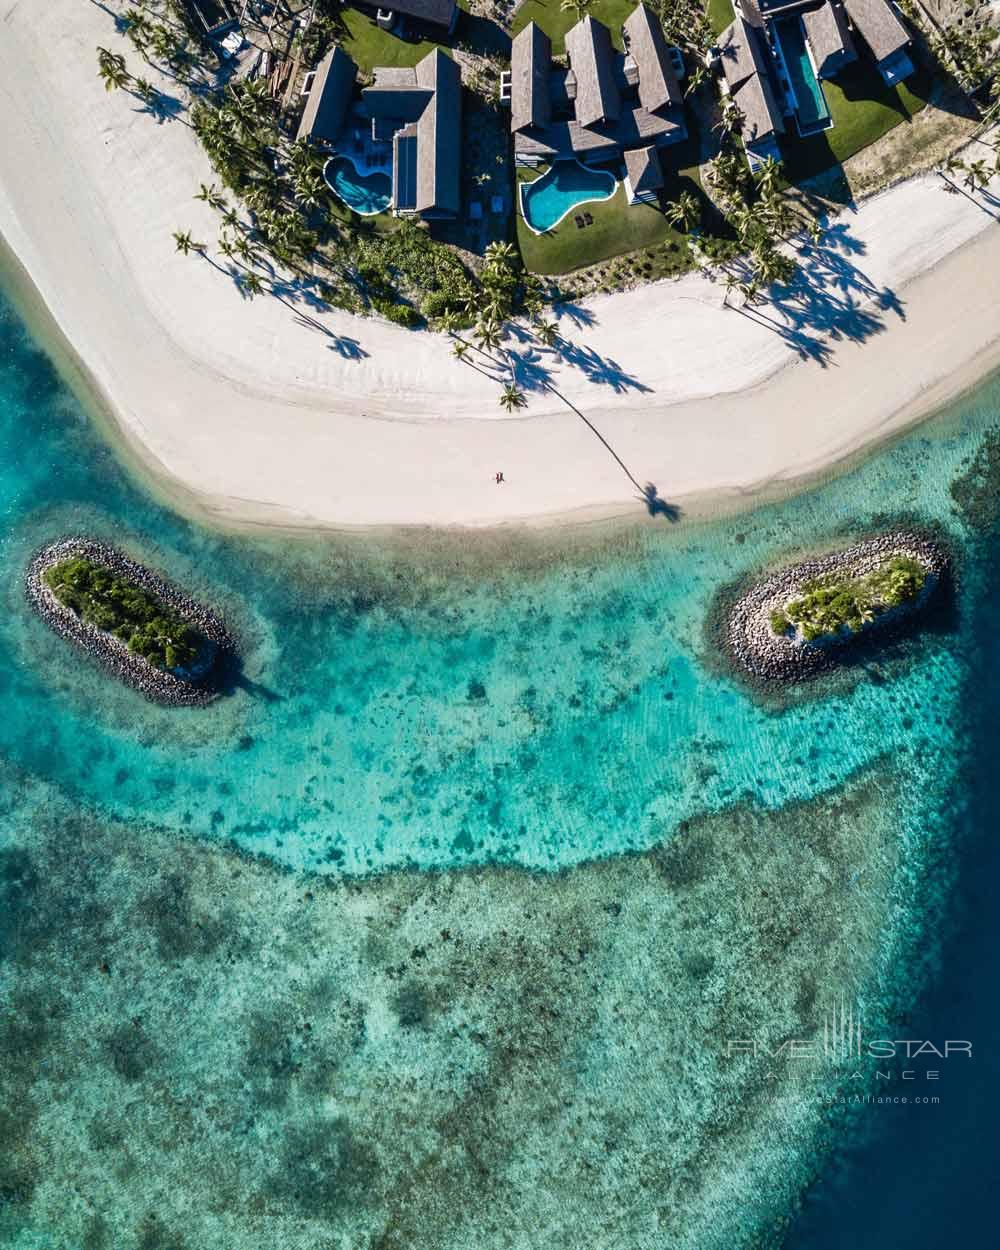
{"left": 842, "top": 0, "right": 915, "bottom": 83}
{"left": 361, "top": 50, "right": 462, "bottom": 218}
{"left": 623, "top": 144, "right": 665, "bottom": 203}
{"left": 800, "top": 2, "right": 856, "bottom": 78}
{"left": 716, "top": 12, "right": 786, "bottom": 167}
{"left": 507, "top": 3, "right": 688, "bottom": 170}
{"left": 296, "top": 45, "right": 357, "bottom": 145}
{"left": 296, "top": 45, "right": 462, "bottom": 220}
{"left": 714, "top": 0, "right": 916, "bottom": 165}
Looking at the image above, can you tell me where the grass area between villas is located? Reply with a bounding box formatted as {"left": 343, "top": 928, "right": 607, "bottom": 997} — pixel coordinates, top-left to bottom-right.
{"left": 782, "top": 59, "right": 933, "bottom": 183}
{"left": 516, "top": 108, "right": 706, "bottom": 276}
{"left": 339, "top": 6, "right": 447, "bottom": 69}
{"left": 517, "top": 173, "right": 669, "bottom": 273}
{"left": 706, "top": 0, "right": 735, "bottom": 37}
{"left": 340, "top": 1, "right": 508, "bottom": 70}
{"left": 511, "top": 0, "right": 637, "bottom": 52}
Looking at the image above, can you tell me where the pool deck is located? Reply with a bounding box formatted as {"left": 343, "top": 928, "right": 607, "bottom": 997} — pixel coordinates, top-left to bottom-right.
{"left": 519, "top": 160, "right": 619, "bottom": 235}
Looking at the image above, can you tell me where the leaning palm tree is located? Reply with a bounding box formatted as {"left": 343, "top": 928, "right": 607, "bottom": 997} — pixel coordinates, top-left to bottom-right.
{"left": 499, "top": 384, "right": 527, "bottom": 413}
{"left": 664, "top": 190, "right": 700, "bottom": 232}
{"left": 753, "top": 155, "right": 782, "bottom": 197}
{"left": 533, "top": 318, "right": 559, "bottom": 348}
{"left": 721, "top": 271, "right": 741, "bottom": 308}
{"left": 241, "top": 270, "right": 264, "bottom": 299}
{"left": 97, "top": 47, "right": 131, "bottom": 92}
{"left": 195, "top": 182, "right": 228, "bottom": 212}
{"left": 451, "top": 340, "right": 470, "bottom": 361}
{"left": 965, "top": 158, "right": 991, "bottom": 192}
{"left": 475, "top": 318, "right": 504, "bottom": 353}
{"left": 234, "top": 235, "right": 259, "bottom": 266}
{"left": 133, "top": 76, "right": 156, "bottom": 104}
{"left": 172, "top": 229, "right": 203, "bottom": 256}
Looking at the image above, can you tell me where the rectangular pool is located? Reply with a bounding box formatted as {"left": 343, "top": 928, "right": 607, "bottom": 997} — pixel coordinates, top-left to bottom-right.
{"left": 774, "top": 17, "right": 830, "bottom": 135}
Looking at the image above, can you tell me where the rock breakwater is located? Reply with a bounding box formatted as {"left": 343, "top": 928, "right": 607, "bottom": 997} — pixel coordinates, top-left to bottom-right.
{"left": 726, "top": 531, "right": 950, "bottom": 683}
{"left": 25, "top": 538, "right": 235, "bottom": 706}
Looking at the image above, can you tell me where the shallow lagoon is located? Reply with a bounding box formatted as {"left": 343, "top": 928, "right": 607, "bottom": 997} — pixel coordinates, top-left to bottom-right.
{"left": 2, "top": 284, "right": 999, "bottom": 1248}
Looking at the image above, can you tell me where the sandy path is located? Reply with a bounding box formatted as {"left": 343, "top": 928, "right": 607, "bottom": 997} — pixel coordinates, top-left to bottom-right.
{"left": 0, "top": 0, "right": 998, "bottom": 530}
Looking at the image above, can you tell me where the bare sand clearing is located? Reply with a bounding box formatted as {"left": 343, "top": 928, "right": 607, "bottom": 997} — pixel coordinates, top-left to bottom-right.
{"left": 1, "top": 0, "right": 999, "bottom": 531}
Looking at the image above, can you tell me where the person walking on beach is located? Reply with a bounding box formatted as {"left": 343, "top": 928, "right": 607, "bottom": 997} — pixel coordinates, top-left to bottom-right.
{"left": 495, "top": 471, "right": 505, "bottom": 484}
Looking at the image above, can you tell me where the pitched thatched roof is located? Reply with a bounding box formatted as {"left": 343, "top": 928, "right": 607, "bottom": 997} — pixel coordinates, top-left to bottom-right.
{"left": 624, "top": 143, "right": 664, "bottom": 193}
{"left": 802, "top": 2, "right": 855, "bottom": 74}
{"left": 717, "top": 16, "right": 772, "bottom": 91}
{"left": 412, "top": 48, "right": 461, "bottom": 216}
{"left": 623, "top": 3, "right": 682, "bottom": 113}
{"left": 379, "top": 0, "right": 457, "bottom": 30}
{"left": 565, "top": 16, "right": 621, "bottom": 127}
{"left": 296, "top": 45, "right": 357, "bottom": 144}
{"left": 843, "top": 0, "right": 909, "bottom": 61}
{"left": 510, "top": 21, "right": 552, "bottom": 133}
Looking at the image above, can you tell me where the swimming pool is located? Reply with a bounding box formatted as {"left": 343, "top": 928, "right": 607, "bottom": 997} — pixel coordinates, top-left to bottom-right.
{"left": 774, "top": 17, "right": 831, "bottom": 135}
{"left": 324, "top": 155, "right": 392, "bottom": 216}
{"left": 520, "top": 160, "right": 617, "bottom": 233}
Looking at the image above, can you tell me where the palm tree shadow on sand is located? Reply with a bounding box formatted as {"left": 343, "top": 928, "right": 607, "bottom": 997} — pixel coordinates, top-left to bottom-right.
{"left": 639, "top": 484, "right": 682, "bottom": 521}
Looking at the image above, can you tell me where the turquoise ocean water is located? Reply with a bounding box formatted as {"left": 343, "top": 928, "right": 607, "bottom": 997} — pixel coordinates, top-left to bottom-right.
{"left": 2, "top": 282, "right": 1000, "bottom": 1248}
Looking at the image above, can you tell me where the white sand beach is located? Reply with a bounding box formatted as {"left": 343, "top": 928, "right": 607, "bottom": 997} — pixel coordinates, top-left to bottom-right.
{"left": 1, "top": 0, "right": 999, "bottom": 531}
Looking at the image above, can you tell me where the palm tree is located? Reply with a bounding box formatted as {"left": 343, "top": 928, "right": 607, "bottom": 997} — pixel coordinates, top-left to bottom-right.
{"left": 684, "top": 64, "right": 708, "bottom": 97}
{"left": 475, "top": 318, "right": 503, "bottom": 352}
{"left": 235, "top": 236, "right": 259, "bottom": 266}
{"left": 484, "top": 240, "right": 518, "bottom": 267}
{"left": 752, "top": 246, "right": 796, "bottom": 286}
{"left": 753, "top": 156, "right": 782, "bottom": 197}
{"left": 172, "top": 229, "right": 203, "bottom": 255}
{"left": 560, "top": 0, "right": 592, "bottom": 20}
{"left": 721, "top": 271, "right": 741, "bottom": 308}
{"left": 133, "top": 77, "right": 156, "bottom": 104}
{"left": 122, "top": 7, "right": 153, "bottom": 56}
{"left": 943, "top": 154, "right": 967, "bottom": 179}
{"left": 664, "top": 190, "right": 700, "bottom": 232}
{"left": 294, "top": 171, "right": 324, "bottom": 210}
{"left": 97, "top": 47, "right": 131, "bottom": 92}
{"left": 965, "top": 158, "right": 991, "bottom": 192}
{"left": 451, "top": 340, "right": 470, "bottom": 361}
{"left": 195, "top": 183, "right": 227, "bottom": 211}
{"left": 241, "top": 270, "right": 264, "bottom": 299}
{"left": 499, "top": 384, "right": 527, "bottom": 413}
{"left": 533, "top": 318, "right": 559, "bottom": 348}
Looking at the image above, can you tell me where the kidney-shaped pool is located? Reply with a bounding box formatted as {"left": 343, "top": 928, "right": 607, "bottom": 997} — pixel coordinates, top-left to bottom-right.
{"left": 520, "top": 160, "right": 617, "bottom": 233}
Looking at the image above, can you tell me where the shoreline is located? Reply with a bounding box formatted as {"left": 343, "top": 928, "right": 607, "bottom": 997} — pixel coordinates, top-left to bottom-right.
{"left": 1, "top": 2, "right": 1000, "bottom": 538}
{"left": 4, "top": 213, "right": 998, "bottom": 544}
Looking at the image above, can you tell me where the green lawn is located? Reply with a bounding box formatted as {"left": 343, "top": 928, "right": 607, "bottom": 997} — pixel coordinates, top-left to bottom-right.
{"left": 706, "top": 0, "right": 734, "bottom": 37}
{"left": 511, "top": 0, "right": 637, "bottom": 52}
{"left": 339, "top": 6, "right": 446, "bottom": 70}
{"left": 515, "top": 173, "right": 671, "bottom": 273}
{"left": 339, "top": 2, "right": 508, "bottom": 69}
{"left": 782, "top": 60, "right": 932, "bottom": 183}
